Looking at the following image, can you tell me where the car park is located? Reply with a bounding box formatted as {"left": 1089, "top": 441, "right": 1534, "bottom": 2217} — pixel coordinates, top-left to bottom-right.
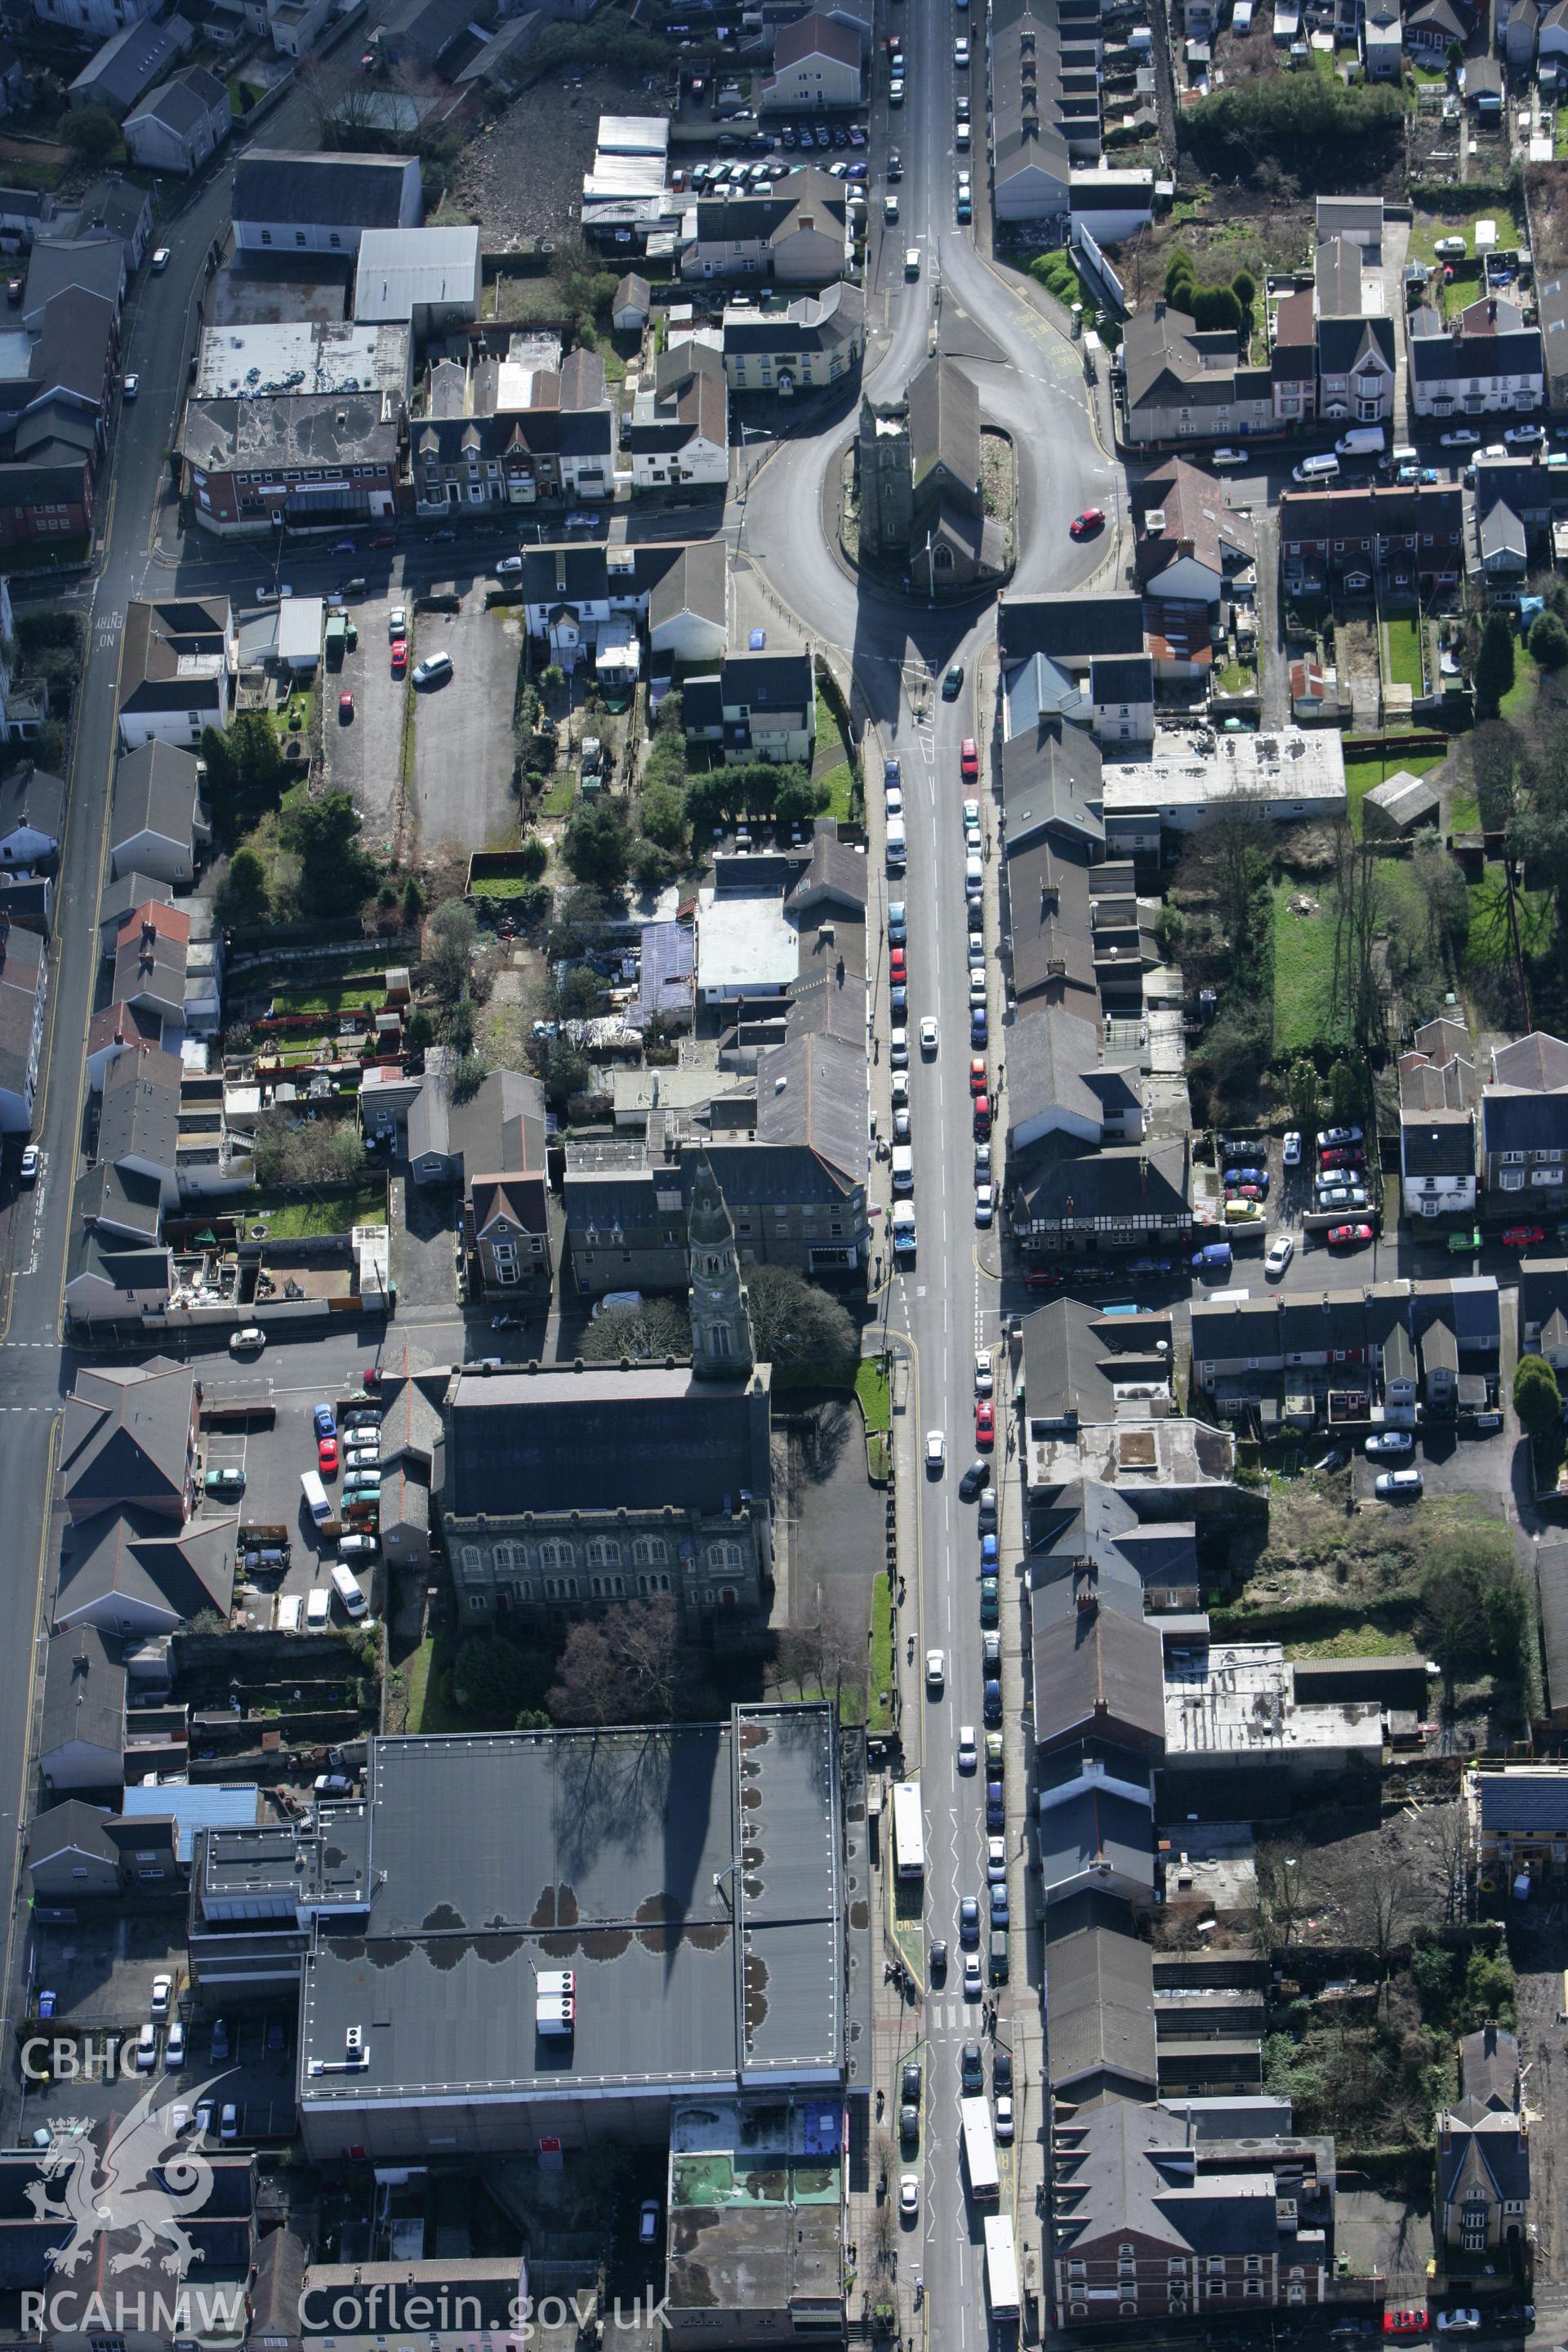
{"left": 318, "top": 1436, "right": 338, "bottom": 1475}
{"left": 204, "top": 1467, "right": 245, "bottom": 1497}
{"left": 164, "top": 2021, "right": 185, "bottom": 2068}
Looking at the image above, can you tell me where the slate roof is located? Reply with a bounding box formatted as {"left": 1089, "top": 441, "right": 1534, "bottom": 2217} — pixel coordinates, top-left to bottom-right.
{"left": 1052, "top": 2100, "right": 1287, "bottom": 2259}
{"left": 1000, "top": 724, "right": 1106, "bottom": 850}
{"left": 1090, "top": 653, "right": 1155, "bottom": 702}
{"left": 125, "top": 63, "right": 226, "bottom": 142}
{"left": 1401, "top": 1107, "right": 1476, "bottom": 1178}
{"left": 78, "top": 1160, "right": 163, "bottom": 1244}
{"left": 1316, "top": 313, "right": 1396, "bottom": 379}
{"left": 1537, "top": 1539, "right": 1568, "bottom": 1717}
{"left": 443, "top": 1363, "right": 771, "bottom": 1520}
{"left": 56, "top": 1507, "right": 235, "bottom": 1628}
{"left": 112, "top": 740, "right": 203, "bottom": 856}
{"left": 1410, "top": 318, "right": 1544, "bottom": 385}
{"left": 998, "top": 590, "right": 1146, "bottom": 666}
{"left": 22, "top": 235, "right": 122, "bottom": 320}
{"left": 40, "top": 1627, "right": 124, "bottom": 1769}
{"left": 1008, "top": 1003, "right": 1117, "bottom": 1134}
{"left": 1278, "top": 482, "right": 1464, "bottom": 545}
{"left": 1009, "top": 1134, "right": 1190, "bottom": 1228}
{"left": 1492, "top": 1031, "right": 1568, "bottom": 1091}
{"left": 1482, "top": 1085, "right": 1568, "bottom": 1154}
{"left": 408, "top": 1063, "right": 546, "bottom": 1180}
{"left": 723, "top": 278, "right": 863, "bottom": 359}
{"left": 1031, "top": 1598, "right": 1165, "bottom": 1749}
{"left": 771, "top": 9, "right": 862, "bottom": 65}
{"left": 1045, "top": 1922, "right": 1158, "bottom": 2091}
{"left": 1477, "top": 1767, "right": 1568, "bottom": 1833}
{"left": 1364, "top": 770, "right": 1440, "bottom": 830}
{"left": 751, "top": 1031, "right": 866, "bottom": 1186}
{"left": 26, "top": 1798, "right": 115, "bottom": 1873}
{"left": 0, "top": 915, "right": 42, "bottom": 1102}
{"left": 1037, "top": 1782, "right": 1157, "bottom": 1893}
{"left": 59, "top": 1361, "right": 192, "bottom": 1521}
{"left": 232, "top": 150, "right": 415, "bottom": 232}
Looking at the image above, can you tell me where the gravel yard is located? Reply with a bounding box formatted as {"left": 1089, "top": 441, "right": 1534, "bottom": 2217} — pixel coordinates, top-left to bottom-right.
{"left": 449, "top": 64, "right": 677, "bottom": 247}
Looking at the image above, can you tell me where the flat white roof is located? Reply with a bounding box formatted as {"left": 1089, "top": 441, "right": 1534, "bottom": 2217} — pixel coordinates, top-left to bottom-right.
{"left": 583, "top": 155, "right": 670, "bottom": 201}
{"left": 277, "top": 596, "right": 324, "bottom": 660}
{"left": 597, "top": 113, "right": 670, "bottom": 154}
{"left": 353, "top": 225, "right": 480, "bottom": 323}
{"left": 696, "top": 889, "right": 798, "bottom": 996}
{"left": 1100, "top": 728, "right": 1347, "bottom": 814}
{"left": 1164, "top": 1639, "right": 1386, "bottom": 1757}
{"left": 194, "top": 319, "right": 409, "bottom": 401}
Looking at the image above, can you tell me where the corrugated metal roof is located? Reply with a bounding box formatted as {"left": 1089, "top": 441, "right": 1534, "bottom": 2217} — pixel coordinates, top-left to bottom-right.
{"left": 122, "top": 1780, "right": 260, "bottom": 1862}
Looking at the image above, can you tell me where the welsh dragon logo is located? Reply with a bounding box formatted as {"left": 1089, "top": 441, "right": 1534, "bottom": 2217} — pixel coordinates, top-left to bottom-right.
{"left": 26, "top": 2083, "right": 216, "bottom": 2278}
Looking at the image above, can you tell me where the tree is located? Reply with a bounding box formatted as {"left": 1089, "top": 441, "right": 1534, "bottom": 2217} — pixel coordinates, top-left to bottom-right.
{"left": 217, "top": 846, "right": 270, "bottom": 925}
{"left": 774, "top": 768, "right": 832, "bottom": 825}
{"left": 1475, "top": 612, "right": 1517, "bottom": 719}
{"left": 1189, "top": 283, "right": 1243, "bottom": 336}
{"left": 448, "top": 1632, "right": 550, "bottom": 1722}
{"left": 424, "top": 897, "right": 477, "bottom": 1003}
{"left": 742, "top": 1264, "right": 857, "bottom": 1371}
{"left": 1530, "top": 611, "right": 1568, "bottom": 674}
{"left": 639, "top": 778, "right": 688, "bottom": 852}
{"left": 1231, "top": 266, "right": 1258, "bottom": 318}
{"left": 1345, "top": 1864, "right": 1415, "bottom": 2011}
{"left": 546, "top": 1599, "right": 684, "bottom": 1725}
{"left": 1164, "top": 250, "right": 1198, "bottom": 302}
{"left": 252, "top": 1110, "right": 368, "bottom": 1189}
{"left": 1287, "top": 1057, "right": 1322, "bottom": 1139}
{"left": 62, "top": 105, "right": 122, "bottom": 164}
{"left": 581, "top": 1296, "right": 693, "bottom": 1361}
{"left": 1513, "top": 1351, "right": 1561, "bottom": 1437}
{"left": 1328, "top": 826, "right": 1391, "bottom": 1053}
{"left": 401, "top": 875, "right": 425, "bottom": 929}
{"left": 279, "top": 791, "right": 379, "bottom": 916}
{"left": 1409, "top": 833, "right": 1470, "bottom": 969}
{"left": 202, "top": 714, "right": 287, "bottom": 840}
{"left": 631, "top": 836, "right": 678, "bottom": 891}
{"left": 1446, "top": 34, "right": 1464, "bottom": 73}
{"left": 543, "top": 1035, "right": 591, "bottom": 1111}
{"left": 562, "top": 800, "right": 630, "bottom": 889}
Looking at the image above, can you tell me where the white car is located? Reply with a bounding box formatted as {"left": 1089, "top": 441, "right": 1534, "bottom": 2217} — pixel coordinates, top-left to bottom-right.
{"left": 1437, "top": 2315, "right": 1481, "bottom": 2335}
{"left": 962, "top": 797, "right": 981, "bottom": 829}
{"left": 219, "top": 2105, "right": 238, "bottom": 2144}
{"left": 1211, "top": 447, "right": 1246, "bottom": 468}
{"left": 884, "top": 785, "right": 903, "bottom": 816}
{"left": 1374, "top": 1468, "right": 1424, "bottom": 1500}
{"left": 149, "top": 1975, "right": 172, "bottom": 2019}
{"left": 904, "top": 246, "right": 920, "bottom": 275}
{"left": 963, "top": 1953, "right": 982, "bottom": 1996}
{"left": 925, "top": 1648, "right": 945, "bottom": 1692}
{"left": 925, "top": 1430, "right": 945, "bottom": 1473}
{"left": 229, "top": 1328, "right": 265, "bottom": 1353}
{"left": 387, "top": 607, "right": 408, "bottom": 639}
{"left": 920, "top": 1015, "right": 938, "bottom": 1054}
{"left": 150, "top": 247, "right": 171, "bottom": 271}
{"left": 1365, "top": 1430, "right": 1414, "bottom": 1457}
{"left": 974, "top": 1348, "right": 993, "bottom": 1395}
{"left": 1433, "top": 234, "right": 1467, "bottom": 256}
{"left": 1440, "top": 428, "right": 1481, "bottom": 448}
{"left": 496, "top": 555, "right": 523, "bottom": 576}
{"left": 122, "top": 373, "right": 139, "bottom": 400}
{"left": 1505, "top": 423, "right": 1545, "bottom": 445}
{"left": 974, "top": 1183, "right": 995, "bottom": 1227}
{"left": 987, "top": 1837, "right": 1007, "bottom": 1882}
{"left": 884, "top": 194, "right": 900, "bottom": 223}
{"left": 164, "top": 2021, "right": 185, "bottom": 2069}
{"left": 891, "top": 1071, "right": 910, "bottom": 1107}
{"left": 995, "top": 2095, "right": 1014, "bottom": 2142}
{"left": 1282, "top": 1130, "right": 1302, "bottom": 1166}
{"left": 890, "top": 75, "right": 906, "bottom": 100}
{"left": 899, "top": 2175, "right": 920, "bottom": 2217}
{"left": 1264, "top": 1236, "right": 1294, "bottom": 1281}
{"left": 890, "top": 1027, "right": 909, "bottom": 1068}
{"left": 958, "top": 1723, "right": 977, "bottom": 1771}
{"left": 954, "top": 35, "right": 969, "bottom": 60}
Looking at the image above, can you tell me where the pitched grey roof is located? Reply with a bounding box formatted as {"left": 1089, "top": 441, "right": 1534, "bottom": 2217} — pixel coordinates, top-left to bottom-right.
{"left": 753, "top": 1031, "right": 866, "bottom": 1187}
{"left": 1492, "top": 1030, "right": 1568, "bottom": 1091}
{"left": 1401, "top": 1107, "right": 1475, "bottom": 1178}
{"left": 1031, "top": 1597, "right": 1165, "bottom": 1750}
{"left": 1009, "top": 1134, "right": 1191, "bottom": 1228}
{"left": 112, "top": 740, "right": 203, "bottom": 855}
{"left": 998, "top": 591, "right": 1146, "bottom": 666}
{"left": 648, "top": 538, "right": 726, "bottom": 635}
{"left": 1045, "top": 1922, "right": 1158, "bottom": 2092}
{"left": 59, "top": 1360, "right": 191, "bottom": 1519}
{"left": 1037, "top": 1782, "right": 1156, "bottom": 1891}
{"left": 56, "top": 1508, "right": 235, "bottom": 1630}
{"left": 408, "top": 1062, "right": 546, "bottom": 1179}
{"left": 232, "top": 150, "right": 415, "bottom": 232}
{"left": 40, "top": 1628, "right": 125, "bottom": 1768}
{"left": 1000, "top": 725, "right": 1106, "bottom": 852}
{"left": 78, "top": 1160, "right": 163, "bottom": 1243}
{"left": 1477, "top": 1768, "right": 1568, "bottom": 1832}
{"left": 443, "top": 1363, "right": 772, "bottom": 1520}
{"left": 1007, "top": 1003, "right": 1110, "bottom": 1132}
{"left": 22, "top": 235, "right": 122, "bottom": 321}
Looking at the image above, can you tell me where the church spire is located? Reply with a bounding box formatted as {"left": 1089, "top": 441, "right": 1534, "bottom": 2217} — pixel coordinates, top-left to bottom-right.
{"left": 688, "top": 1154, "right": 753, "bottom": 1381}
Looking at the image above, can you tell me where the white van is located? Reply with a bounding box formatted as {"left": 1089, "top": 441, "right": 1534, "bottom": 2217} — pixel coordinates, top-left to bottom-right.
{"left": 305, "top": 1586, "right": 331, "bottom": 1630}
{"left": 331, "top": 1561, "right": 368, "bottom": 1619}
{"left": 964, "top": 851, "right": 984, "bottom": 893}
{"left": 892, "top": 1143, "right": 915, "bottom": 1194}
{"left": 1335, "top": 425, "right": 1385, "bottom": 457}
{"left": 301, "top": 1469, "right": 330, "bottom": 1523}
{"left": 886, "top": 816, "right": 907, "bottom": 870}
{"left": 1293, "top": 453, "right": 1340, "bottom": 483}
{"left": 274, "top": 1593, "right": 303, "bottom": 1634}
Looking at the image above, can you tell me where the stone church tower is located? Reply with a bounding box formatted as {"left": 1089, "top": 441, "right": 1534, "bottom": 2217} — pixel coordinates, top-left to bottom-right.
{"left": 858, "top": 389, "right": 914, "bottom": 559}
{"left": 688, "top": 1153, "right": 755, "bottom": 1382}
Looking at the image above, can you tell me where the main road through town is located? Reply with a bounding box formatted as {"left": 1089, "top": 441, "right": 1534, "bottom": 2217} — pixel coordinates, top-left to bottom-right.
{"left": 731, "top": 0, "right": 1118, "bottom": 2326}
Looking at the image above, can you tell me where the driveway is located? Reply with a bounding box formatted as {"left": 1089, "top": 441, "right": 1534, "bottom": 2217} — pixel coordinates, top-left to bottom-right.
{"left": 391, "top": 1169, "right": 459, "bottom": 1311}
{"left": 321, "top": 585, "right": 407, "bottom": 853}
{"left": 408, "top": 604, "right": 523, "bottom": 854}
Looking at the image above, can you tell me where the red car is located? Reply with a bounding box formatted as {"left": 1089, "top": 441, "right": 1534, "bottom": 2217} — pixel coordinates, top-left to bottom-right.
{"left": 1503, "top": 1223, "right": 1546, "bottom": 1247}
{"left": 890, "top": 948, "right": 907, "bottom": 983}
{"left": 369, "top": 530, "right": 397, "bottom": 548}
{"left": 362, "top": 1366, "right": 381, "bottom": 1392}
{"left": 1383, "top": 2315, "right": 1428, "bottom": 2340}
{"left": 960, "top": 738, "right": 979, "bottom": 781}
{"left": 1226, "top": 1183, "right": 1265, "bottom": 1201}
{"left": 973, "top": 1094, "right": 991, "bottom": 1138}
{"left": 1328, "top": 1223, "right": 1374, "bottom": 1247}
{"left": 969, "top": 1057, "right": 987, "bottom": 1096}
{"left": 390, "top": 639, "right": 408, "bottom": 675}
{"left": 318, "top": 1437, "right": 339, "bottom": 1476}
{"left": 974, "top": 1400, "right": 996, "bottom": 1449}
{"left": 338, "top": 690, "right": 354, "bottom": 721}
{"left": 1069, "top": 506, "right": 1106, "bottom": 539}
{"left": 1320, "top": 1144, "right": 1365, "bottom": 1169}
{"left": 1022, "top": 1268, "right": 1064, "bottom": 1290}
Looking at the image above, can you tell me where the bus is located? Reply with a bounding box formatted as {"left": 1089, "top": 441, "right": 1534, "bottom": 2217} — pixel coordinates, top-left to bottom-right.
{"left": 983, "top": 2214, "right": 1020, "bottom": 2323}
{"left": 891, "top": 1780, "right": 924, "bottom": 1880}
{"left": 959, "top": 2095, "right": 1000, "bottom": 2206}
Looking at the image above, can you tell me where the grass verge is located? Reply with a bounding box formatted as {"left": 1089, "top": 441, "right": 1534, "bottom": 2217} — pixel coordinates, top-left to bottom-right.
{"left": 856, "top": 1354, "right": 892, "bottom": 1432}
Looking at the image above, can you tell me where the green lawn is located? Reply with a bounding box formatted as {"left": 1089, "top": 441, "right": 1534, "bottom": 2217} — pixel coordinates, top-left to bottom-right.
{"left": 856, "top": 1354, "right": 891, "bottom": 1432}
{"left": 243, "top": 1181, "right": 389, "bottom": 1238}
{"left": 818, "top": 760, "right": 856, "bottom": 820}
{"left": 1216, "top": 661, "right": 1255, "bottom": 695}
{"left": 1465, "top": 864, "right": 1556, "bottom": 968}
{"left": 1272, "top": 878, "right": 1347, "bottom": 1054}
{"left": 1408, "top": 203, "right": 1527, "bottom": 269}
{"left": 1500, "top": 656, "right": 1538, "bottom": 725}
{"left": 1450, "top": 789, "right": 1481, "bottom": 834}
{"left": 1343, "top": 748, "right": 1446, "bottom": 836}
{"left": 539, "top": 769, "right": 577, "bottom": 817}
{"left": 867, "top": 1570, "right": 895, "bottom": 1736}
{"left": 1288, "top": 1622, "right": 1428, "bottom": 1659}
{"left": 272, "top": 980, "right": 388, "bottom": 1016}
{"left": 1384, "top": 616, "right": 1427, "bottom": 693}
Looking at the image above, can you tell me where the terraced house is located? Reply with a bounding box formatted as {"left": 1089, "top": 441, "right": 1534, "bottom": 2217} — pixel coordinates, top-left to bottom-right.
{"left": 1276, "top": 483, "right": 1465, "bottom": 596}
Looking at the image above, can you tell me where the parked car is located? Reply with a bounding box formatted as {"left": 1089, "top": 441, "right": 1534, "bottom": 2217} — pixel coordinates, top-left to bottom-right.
{"left": 1283, "top": 1130, "right": 1302, "bottom": 1165}
{"left": 1365, "top": 1431, "right": 1414, "bottom": 1457}
{"left": 1374, "top": 1468, "right": 1424, "bottom": 1500}
{"left": 1264, "top": 1235, "right": 1295, "bottom": 1280}
{"left": 1328, "top": 1223, "right": 1374, "bottom": 1247}
{"left": 19, "top": 1144, "right": 38, "bottom": 1183}
{"left": 229, "top": 1328, "right": 265, "bottom": 1353}
{"left": 1503, "top": 1223, "right": 1546, "bottom": 1247}
{"left": 1316, "top": 1126, "right": 1363, "bottom": 1148}
{"left": 1069, "top": 506, "right": 1106, "bottom": 538}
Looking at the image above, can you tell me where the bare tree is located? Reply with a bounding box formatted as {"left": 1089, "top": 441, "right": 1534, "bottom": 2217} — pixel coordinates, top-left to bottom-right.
{"left": 1425, "top": 1798, "right": 1472, "bottom": 1924}
{"left": 1253, "top": 1842, "right": 1322, "bottom": 1954}
{"left": 1329, "top": 824, "right": 1392, "bottom": 1054}
{"left": 1345, "top": 1863, "right": 1415, "bottom": 2009}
